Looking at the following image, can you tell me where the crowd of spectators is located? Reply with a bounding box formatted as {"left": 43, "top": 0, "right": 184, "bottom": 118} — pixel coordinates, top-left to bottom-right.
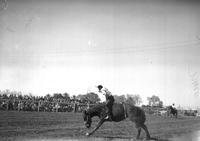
{"left": 0, "top": 90, "right": 93, "bottom": 112}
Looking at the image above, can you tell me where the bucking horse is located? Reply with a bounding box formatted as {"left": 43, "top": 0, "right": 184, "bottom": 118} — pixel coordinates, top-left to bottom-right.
{"left": 83, "top": 102, "right": 151, "bottom": 140}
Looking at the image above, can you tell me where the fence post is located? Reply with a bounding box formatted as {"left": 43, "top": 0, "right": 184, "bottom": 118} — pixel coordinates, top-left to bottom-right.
{"left": 73, "top": 102, "right": 77, "bottom": 113}
{"left": 6, "top": 100, "right": 9, "bottom": 111}
{"left": 38, "top": 100, "right": 40, "bottom": 112}
{"left": 56, "top": 103, "right": 58, "bottom": 112}
{"left": 87, "top": 103, "right": 90, "bottom": 109}
{"left": 18, "top": 101, "right": 20, "bottom": 112}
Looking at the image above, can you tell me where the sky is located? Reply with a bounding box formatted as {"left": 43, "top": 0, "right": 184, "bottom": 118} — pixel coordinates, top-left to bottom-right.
{"left": 0, "top": 0, "right": 200, "bottom": 108}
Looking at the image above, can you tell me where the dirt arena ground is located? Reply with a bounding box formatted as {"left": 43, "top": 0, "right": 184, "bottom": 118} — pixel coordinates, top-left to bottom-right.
{"left": 0, "top": 111, "right": 200, "bottom": 141}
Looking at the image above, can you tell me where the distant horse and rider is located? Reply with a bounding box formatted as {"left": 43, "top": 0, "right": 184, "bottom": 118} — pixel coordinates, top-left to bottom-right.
{"left": 167, "top": 104, "right": 178, "bottom": 118}
{"left": 82, "top": 85, "right": 151, "bottom": 140}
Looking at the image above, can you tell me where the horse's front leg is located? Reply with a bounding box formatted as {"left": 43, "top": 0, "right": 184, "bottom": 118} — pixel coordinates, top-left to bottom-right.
{"left": 86, "top": 118, "right": 105, "bottom": 136}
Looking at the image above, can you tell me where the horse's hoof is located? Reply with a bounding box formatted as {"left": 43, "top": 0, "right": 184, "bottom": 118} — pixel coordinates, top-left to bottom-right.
{"left": 143, "top": 137, "right": 151, "bottom": 140}
{"left": 145, "top": 138, "right": 154, "bottom": 141}
{"left": 85, "top": 132, "right": 90, "bottom": 136}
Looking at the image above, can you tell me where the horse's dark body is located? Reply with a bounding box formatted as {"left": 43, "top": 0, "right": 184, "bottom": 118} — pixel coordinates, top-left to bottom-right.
{"left": 83, "top": 103, "right": 151, "bottom": 140}
{"left": 167, "top": 106, "right": 178, "bottom": 118}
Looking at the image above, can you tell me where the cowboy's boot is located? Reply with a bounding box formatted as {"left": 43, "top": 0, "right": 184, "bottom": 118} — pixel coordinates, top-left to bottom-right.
{"left": 105, "top": 113, "right": 112, "bottom": 121}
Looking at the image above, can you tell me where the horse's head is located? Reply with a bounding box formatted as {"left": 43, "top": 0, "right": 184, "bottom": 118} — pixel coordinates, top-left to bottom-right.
{"left": 83, "top": 110, "right": 92, "bottom": 128}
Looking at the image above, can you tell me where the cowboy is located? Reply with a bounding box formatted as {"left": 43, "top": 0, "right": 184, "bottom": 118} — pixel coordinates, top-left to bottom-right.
{"left": 172, "top": 103, "right": 176, "bottom": 109}
{"left": 97, "top": 85, "right": 114, "bottom": 120}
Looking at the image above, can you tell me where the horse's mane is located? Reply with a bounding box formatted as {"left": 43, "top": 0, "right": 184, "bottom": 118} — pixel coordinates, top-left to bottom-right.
{"left": 87, "top": 103, "right": 106, "bottom": 116}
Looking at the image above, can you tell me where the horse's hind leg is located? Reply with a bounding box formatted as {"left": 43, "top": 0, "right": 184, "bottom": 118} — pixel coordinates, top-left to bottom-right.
{"left": 136, "top": 127, "right": 141, "bottom": 139}
{"left": 176, "top": 111, "right": 178, "bottom": 118}
{"left": 141, "top": 124, "right": 151, "bottom": 140}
